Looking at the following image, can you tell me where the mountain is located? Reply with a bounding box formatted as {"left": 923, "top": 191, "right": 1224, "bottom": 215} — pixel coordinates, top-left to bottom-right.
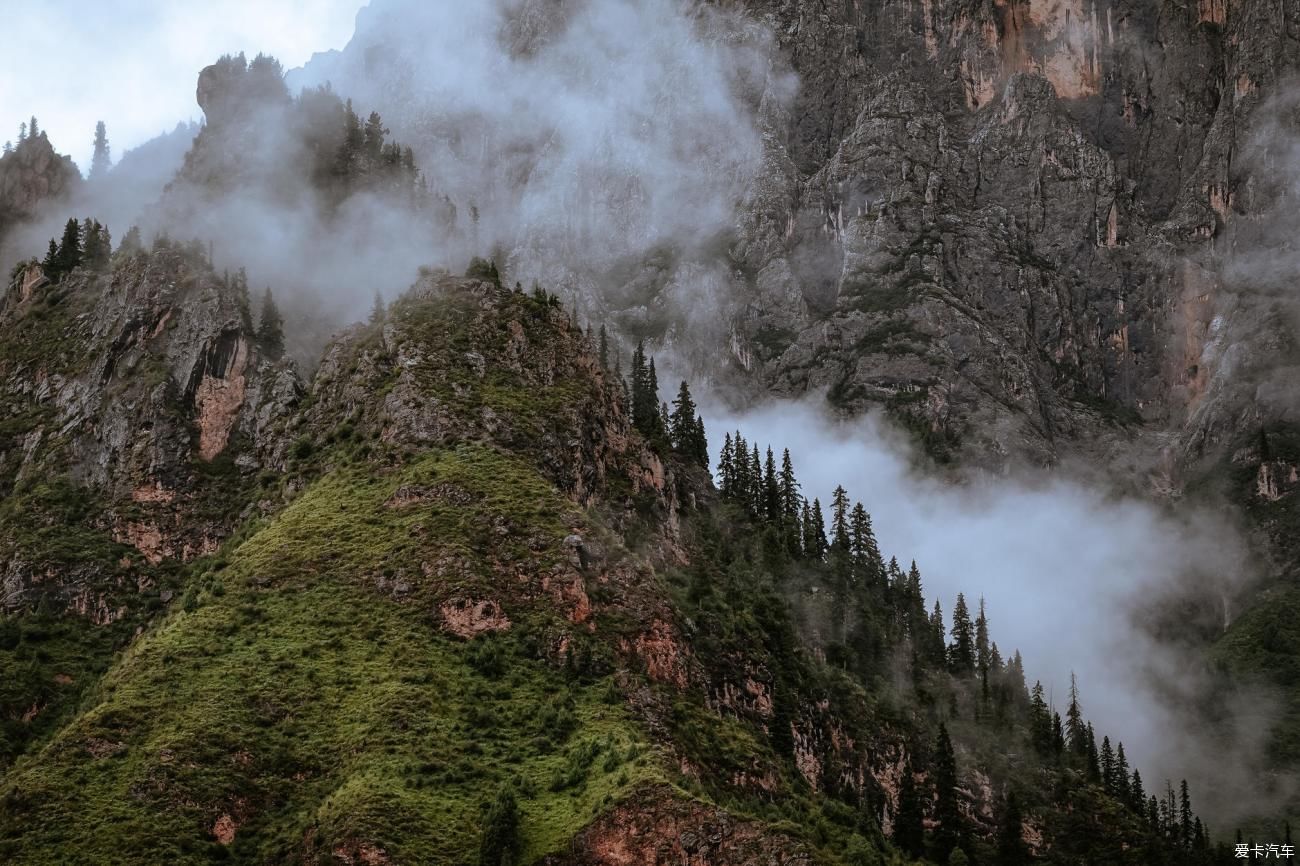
{"left": 286, "top": 0, "right": 1300, "bottom": 829}
{"left": 0, "top": 249, "right": 1219, "bottom": 863}
{"left": 1, "top": 0, "right": 1297, "bottom": 860}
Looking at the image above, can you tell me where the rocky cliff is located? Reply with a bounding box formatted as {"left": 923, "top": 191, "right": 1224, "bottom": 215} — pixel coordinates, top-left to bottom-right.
{"left": 0, "top": 133, "right": 80, "bottom": 247}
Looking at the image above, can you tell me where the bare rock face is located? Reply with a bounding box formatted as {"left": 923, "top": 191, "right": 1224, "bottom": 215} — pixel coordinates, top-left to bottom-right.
{"left": 0, "top": 133, "right": 81, "bottom": 242}
{"left": 541, "top": 785, "right": 812, "bottom": 865}
{"left": 727, "top": 0, "right": 1299, "bottom": 479}
{"left": 0, "top": 248, "right": 301, "bottom": 615}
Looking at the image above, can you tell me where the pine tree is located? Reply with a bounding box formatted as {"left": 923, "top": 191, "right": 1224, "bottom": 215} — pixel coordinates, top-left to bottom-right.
{"left": 691, "top": 415, "right": 708, "bottom": 470}
{"left": 778, "top": 450, "right": 800, "bottom": 517}
{"left": 479, "top": 785, "right": 522, "bottom": 866}
{"left": 808, "top": 497, "right": 827, "bottom": 559}
{"left": 830, "top": 485, "right": 851, "bottom": 552}
{"left": 933, "top": 723, "right": 962, "bottom": 861}
{"left": 762, "top": 448, "right": 780, "bottom": 520}
{"left": 29, "top": 116, "right": 38, "bottom": 139}
{"left": 1100, "top": 736, "right": 1115, "bottom": 790}
{"left": 975, "top": 598, "right": 990, "bottom": 672}
{"left": 1179, "top": 779, "right": 1192, "bottom": 848}
{"left": 948, "top": 593, "right": 976, "bottom": 675}
{"left": 2, "top": 141, "right": 11, "bottom": 155}
{"left": 363, "top": 111, "right": 386, "bottom": 162}
{"left": 1114, "top": 742, "right": 1130, "bottom": 801}
{"left": 369, "top": 290, "right": 386, "bottom": 324}
{"left": 43, "top": 239, "right": 58, "bottom": 272}
{"left": 799, "top": 499, "right": 814, "bottom": 557}
{"left": 1065, "top": 673, "right": 1087, "bottom": 756}
{"left": 598, "top": 325, "right": 609, "bottom": 369}
{"left": 1085, "top": 723, "right": 1100, "bottom": 782}
{"left": 90, "top": 121, "right": 111, "bottom": 179}
{"left": 996, "top": 791, "right": 1029, "bottom": 866}
{"left": 257, "top": 288, "right": 285, "bottom": 360}
{"left": 718, "top": 433, "right": 735, "bottom": 496}
{"left": 119, "top": 225, "right": 142, "bottom": 255}
{"left": 928, "top": 600, "right": 947, "bottom": 667}
{"left": 1029, "top": 681, "right": 1053, "bottom": 756}
{"left": 669, "top": 381, "right": 701, "bottom": 460}
{"left": 233, "top": 268, "right": 253, "bottom": 331}
{"left": 18, "top": 122, "right": 26, "bottom": 143}
{"left": 1130, "top": 769, "right": 1146, "bottom": 811}
{"left": 748, "top": 445, "right": 762, "bottom": 514}
{"left": 53, "top": 217, "right": 83, "bottom": 278}
{"left": 894, "top": 762, "right": 924, "bottom": 858}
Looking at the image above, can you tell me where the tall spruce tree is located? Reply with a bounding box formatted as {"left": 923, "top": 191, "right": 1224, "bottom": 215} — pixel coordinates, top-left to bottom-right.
{"left": 762, "top": 448, "right": 780, "bottom": 520}
{"left": 997, "top": 791, "right": 1029, "bottom": 866}
{"left": 598, "top": 325, "right": 609, "bottom": 369}
{"left": 975, "top": 598, "right": 990, "bottom": 672}
{"left": 1066, "top": 673, "right": 1087, "bottom": 756}
{"left": 933, "top": 723, "right": 962, "bottom": 860}
{"left": 53, "top": 218, "right": 83, "bottom": 278}
{"left": 90, "top": 121, "right": 111, "bottom": 179}
{"left": 894, "top": 762, "right": 925, "bottom": 858}
{"left": 257, "top": 288, "right": 285, "bottom": 360}
{"left": 718, "top": 433, "right": 735, "bottom": 496}
{"left": 669, "top": 381, "right": 706, "bottom": 464}
{"left": 948, "top": 593, "right": 976, "bottom": 675}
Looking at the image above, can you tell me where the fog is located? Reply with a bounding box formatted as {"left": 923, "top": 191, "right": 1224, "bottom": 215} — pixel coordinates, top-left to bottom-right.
{"left": 702, "top": 394, "right": 1286, "bottom": 822}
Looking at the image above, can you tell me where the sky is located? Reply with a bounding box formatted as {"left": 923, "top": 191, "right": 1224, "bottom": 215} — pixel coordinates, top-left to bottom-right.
{"left": 0, "top": 0, "right": 365, "bottom": 170}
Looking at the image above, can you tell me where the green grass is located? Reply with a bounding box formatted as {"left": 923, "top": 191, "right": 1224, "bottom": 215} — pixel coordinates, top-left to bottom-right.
{"left": 0, "top": 444, "right": 658, "bottom": 864}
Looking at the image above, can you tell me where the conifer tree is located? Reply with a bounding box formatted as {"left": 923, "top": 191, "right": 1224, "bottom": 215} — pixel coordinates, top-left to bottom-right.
{"left": 933, "top": 723, "right": 962, "bottom": 860}
{"left": 1085, "top": 723, "right": 1100, "bottom": 782}
{"left": 800, "top": 499, "right": 814, "bottom": 557}
{"left": 718, "top": 433, "right": 735, "bottom": 496}
{"left": 762, "top": 448, "right": 780, "bottom": 520}
{"left": 2, "top": 142, "right": 10, "bottom": 155}
{"left": 42, "top": 239, "right": 58, "bottom": 273}
{"left": 53, "top": 217, "right": 83, "bottom": 278}
{"left": 479, "top": 784, "right": 522, "bottom": 866}
{"left": 1179, "top": 779, "right": 1192, "bottom": 848}
{"left": 778, "top": 450, "right": 800, "bottom": 518}
{"left": 29, "top": 117, "right": 38, "bottom": 139}
{"left": 997, "top": 791, "right": 1029, "bottom": 866}
{"left": 1029, "top": 682, "right": 1053, "bottom": 756}
{"left": 90, "top": 121, "right": 111, "bottom": 179}
{"left": 669, "top": 381, "right": 703, "bottom": 462}
{"left": 1100, "top": 735, "right": 1115, "bottom": 790}
{"left": 233, "top": 268, "right": 253, "bottom": 331}
{"left": 894, "top": 762, "right": 924, "bottom": 858}
{"left": 369, "top": 290, "right": 386, "bottom": 324}
{"left": 948, "top": 593, "right": 976, "bottom": 675}
{"left": 598, "top": 325, "right": 609, "bottom": 369}
{"left": 691, "top": 415, "right": 708, "bottom": 470}
{"left": 1130, "top": 769, "right": 1145, "bottom": 811}
{"left": 748, "top": 445, "right": 762, "bottom": 514}
{"left": 257, "top": 288, "right": 285, "bottom": 360}
{"left": 119, "top": 225, "right": 142, "bottom": 255}
{"left": 830, "top": 485, "right": 851, "bottom": 552}
{"left": 1065, "top": 673, "right": 1087, "bottom": 756}
{"left": 1114, "top": 742, "right": 1130, "bottom": 800}
{"left": 18, "top": 122, "right": 26, "bottom": 143}
{"left": 928, "top": 600, "right": 947, "bottom": 667}
{"left": 648, "top": 358, "right": 662, "bottom": 432}
{"left": 975, "top": 598, "right": 990, "bottom": 672}
{"left": 808, "top": 497, "right": 827, "bottom": 559}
